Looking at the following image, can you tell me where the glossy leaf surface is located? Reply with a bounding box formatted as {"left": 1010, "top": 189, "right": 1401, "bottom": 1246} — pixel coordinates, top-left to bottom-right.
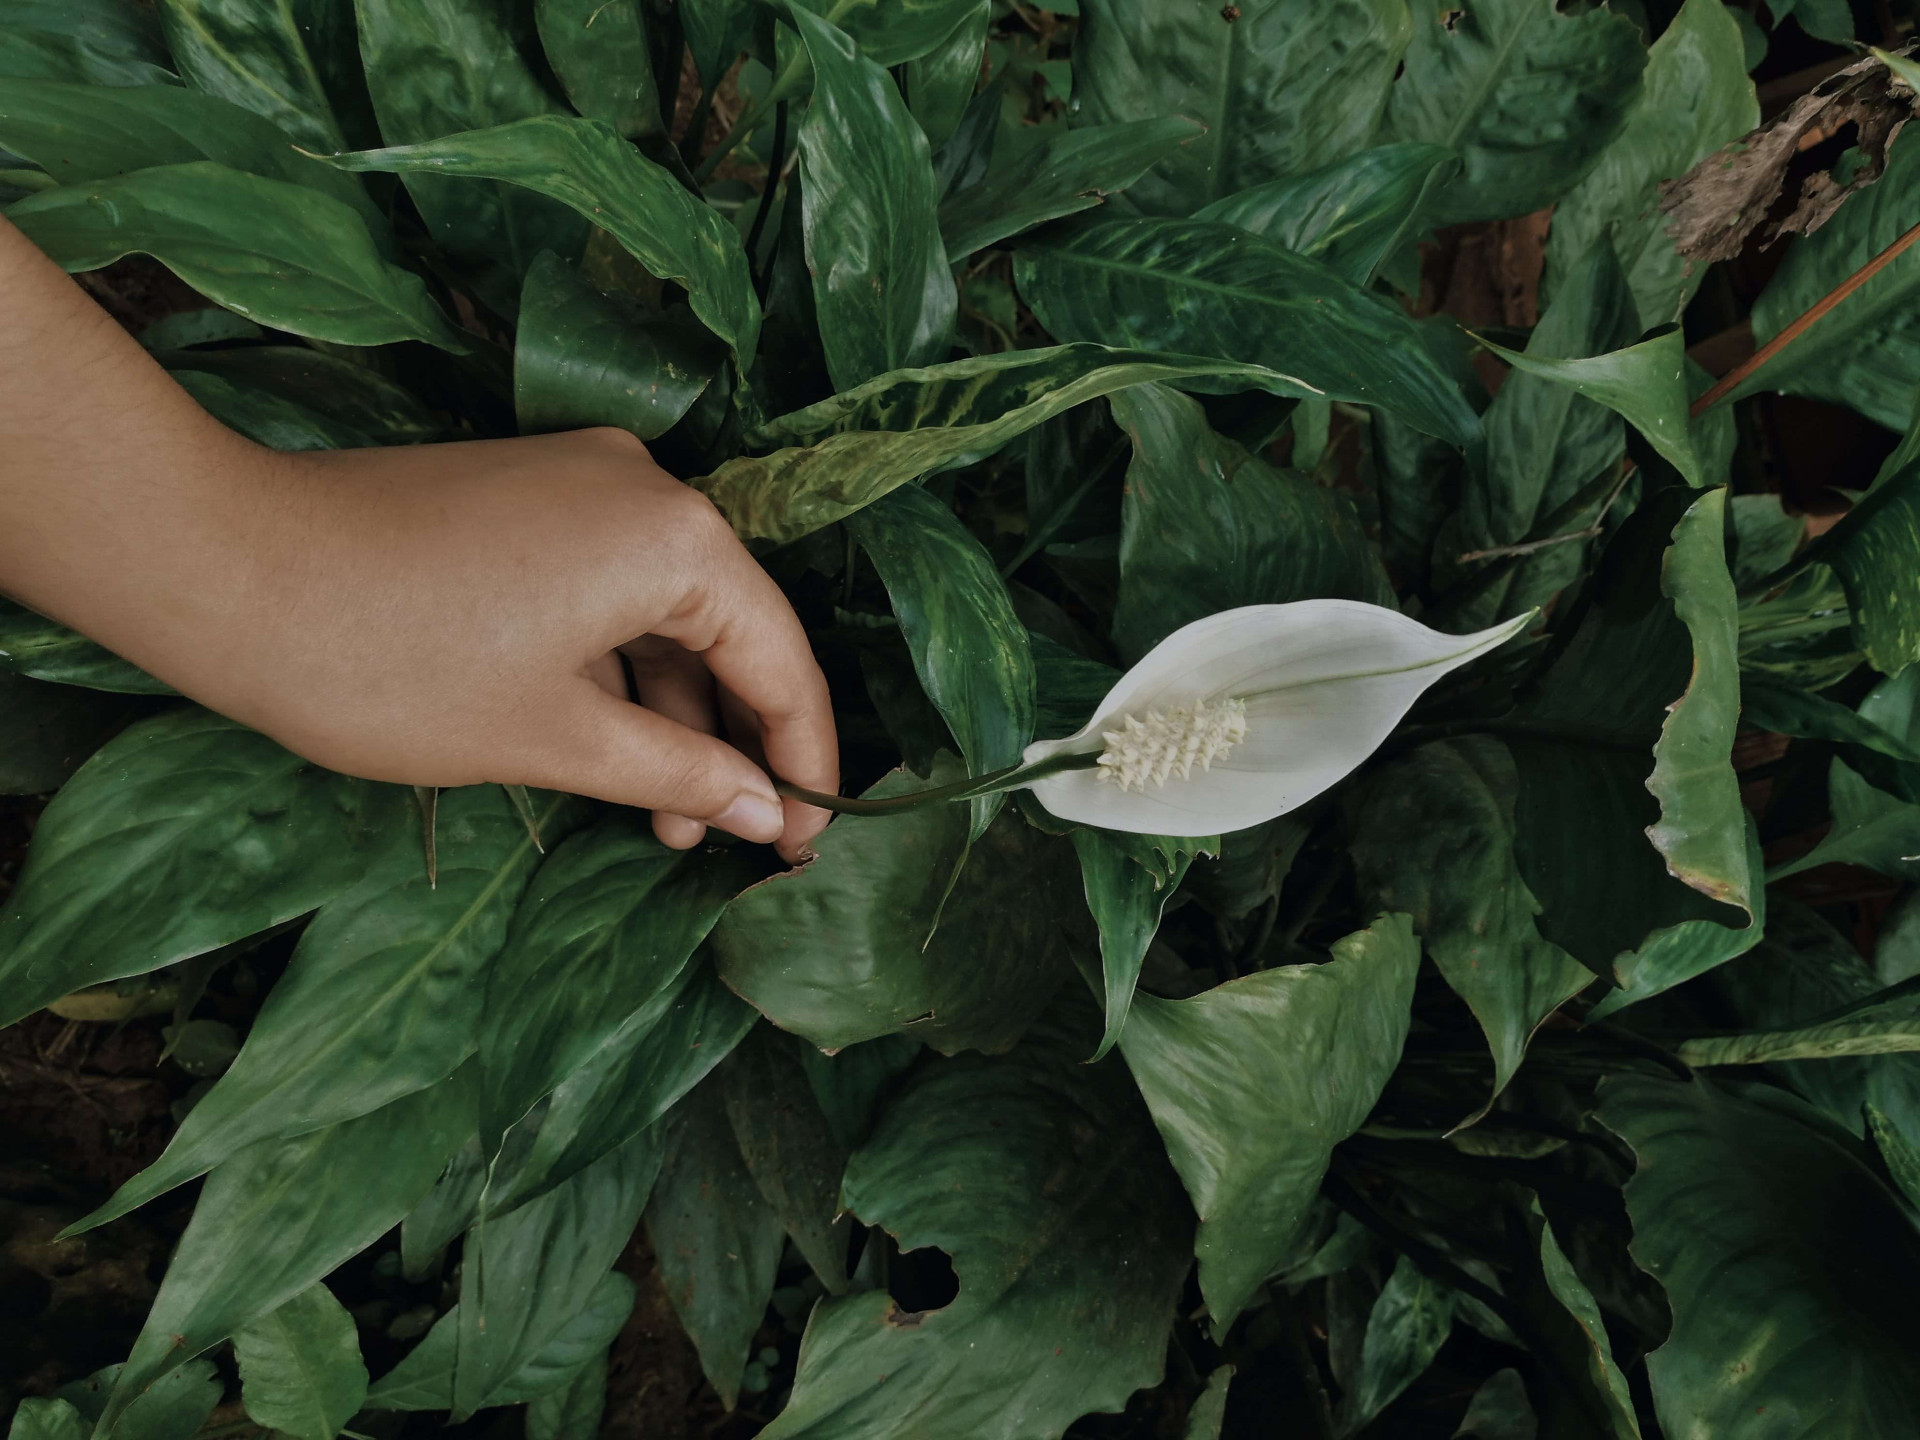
{"left": 1119, "top": 913, "right": 1419, "bottom": 1333}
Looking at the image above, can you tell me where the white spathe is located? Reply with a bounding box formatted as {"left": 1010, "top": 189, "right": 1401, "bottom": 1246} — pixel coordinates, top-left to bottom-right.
{"left": 1023, "top": 600, "right": 1534, "bottom": 835}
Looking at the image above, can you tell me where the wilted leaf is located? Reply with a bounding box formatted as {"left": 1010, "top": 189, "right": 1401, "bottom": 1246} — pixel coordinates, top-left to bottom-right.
{"left": 757, "top": 1005, "right": 1193, "bottom": 1440}
{"left": 1071, "top": 0, "right": 1411, "bottom": 215}
{"left": 1660, "top": 51, "right": 1912, "bottom": 268}
{"left": 1119, "top": 913, "right": 1420, "bottom": 1333}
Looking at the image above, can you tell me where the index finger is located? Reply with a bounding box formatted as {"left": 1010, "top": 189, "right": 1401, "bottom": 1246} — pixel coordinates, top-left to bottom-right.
{"left": 652, "top": 523, "right": 838, "bottom": 859}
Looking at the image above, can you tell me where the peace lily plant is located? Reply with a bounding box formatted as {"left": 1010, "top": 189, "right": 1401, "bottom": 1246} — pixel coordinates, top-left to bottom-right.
{"left": 10, "top": 0, "right": 1920, "bottom": 1435}
{"left": 781, "top": 602, "right": 1534, "bottom": 835}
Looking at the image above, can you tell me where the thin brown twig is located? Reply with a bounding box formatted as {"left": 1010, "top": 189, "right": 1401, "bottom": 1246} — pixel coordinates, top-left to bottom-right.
{"left": 1691, "top": 216, "right": 1920, "bottom": 417}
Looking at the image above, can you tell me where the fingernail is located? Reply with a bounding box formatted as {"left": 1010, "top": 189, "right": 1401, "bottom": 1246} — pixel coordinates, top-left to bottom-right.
{"left": 715, "top": 792, "right": 784, "bottom": 842}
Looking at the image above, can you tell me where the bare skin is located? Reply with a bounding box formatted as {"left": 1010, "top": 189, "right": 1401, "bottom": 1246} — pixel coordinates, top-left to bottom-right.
{"left": 0, "top": 216, "right": 836, "bottom": 860}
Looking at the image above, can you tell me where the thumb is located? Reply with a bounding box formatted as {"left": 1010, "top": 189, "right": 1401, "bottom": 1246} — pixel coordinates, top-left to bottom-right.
{"left": 540, "top": 680, "right": 787, "bottom": 844}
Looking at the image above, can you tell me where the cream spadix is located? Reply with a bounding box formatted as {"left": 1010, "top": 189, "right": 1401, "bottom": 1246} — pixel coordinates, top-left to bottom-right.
{"left": 1019, "top": 601, "right": 1534, "bottom": 835}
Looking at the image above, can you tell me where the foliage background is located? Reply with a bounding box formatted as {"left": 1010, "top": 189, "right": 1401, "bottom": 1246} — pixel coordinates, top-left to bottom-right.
{"left": 6, "top": 0, "right": 1920, "bottom": 1436}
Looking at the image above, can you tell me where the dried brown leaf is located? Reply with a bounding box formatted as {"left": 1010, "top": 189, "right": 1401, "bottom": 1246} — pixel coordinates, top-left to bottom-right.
{"left": 1660, "top": 50, "right": 1918, "bottom": 264}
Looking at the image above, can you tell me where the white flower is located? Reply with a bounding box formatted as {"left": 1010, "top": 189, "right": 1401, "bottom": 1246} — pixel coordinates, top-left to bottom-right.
{"left": 1021, "top": 601, "right": 1534, "bottom": 836}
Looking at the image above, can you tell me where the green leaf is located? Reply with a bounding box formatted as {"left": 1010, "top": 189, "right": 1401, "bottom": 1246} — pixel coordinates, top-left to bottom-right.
{"left": 367, "top": 1270, "right": 636, "bottom": 1410}
{"left": 1584, "top": 822, "right": 1766, "bottom": 1019}
{"left": 1184, "top": 1368, "right": 1233, "bottom": 1440}
{"left": 0, "top": 707, "right": 402, "bottom": 1029}
{"left": 1785, "top": 403, "right": 1920, "bottom": 672}
{"left": 1347, "top": 1256, "right": 1454, "bottom": 1429}
{"left": 1385, "top": 0, "right": 1646, "bottom": 225}
{"left": 0, "top": 668, "right": 150, "bottom": 795}
{"left": 1743, "top": 676, "right": 1920, "bottom": 764}
{"left": 7, "top": 162, "right": 470, "bottom": 349}
{"left": 1455, "top": 1371, "right": 1537, "bottom": 1440}
{"left": 705, "top": 344, "right": 1310, "bottom": 542}
{"left": 938, "top": 117, "right": 1202, "bottom": 262}
{"left": 0, "top": 0, "right": 176, "bottom": 86}
{"left": 1349, "top": 739, "right": 1591, "bottom": 1115}
{"left": 1118, "top": 913, "right": 1420, "bottom": 1334}
{"left": 482, "top": 958, "right": 757, "bottom": 1218}
{"left": 100, "top": 1073, "right": 473, "bottom": 1437}
{"left": 525, "top": 1346, "right": 610, "bottom": 1440}
{"left": 172, "top": 368, "right": 376, "bottom": 450}
{"left": 1541, "top": 0, "right": 1756, "bottom": 330}
{"left": 712, "top": 759, "right": 1086, "bottom": 1054}
{"left": 454, "top": 1132, "right": 658, "bottom": 1419}
{"left": 1770, "top": 758, "right": 1920, "bottom": 881}
{"left": 535, "top": 0, "right": 660, "bottom": 139}
{"left": 788, "top": 4, "right": 953, "bottom": 388}
{"left": 1707, "top": 898, "right": 1920, "bottom": 1147}
{"left": 8, "top": 1402, "right": 88, "bottom": 1440}
{"left": 757, "top": 1005, "right": 1193, "bottom": 1440}
{"left": 1869, "top": 1102, "right": 1920, "bottom": 1210}
{"left": 1107, "top": 382, "right": 1394, "bottom": 663}
{"left": 681, "top": 0, "right": 755, "bottom": 87}
{"left": 0, "top": 597, "right": 168, "bottom": 692}
{"left": 348, "top": 0, "right": 585, "bottom": 302}
{"left": 845, "top": 484, "right": 1034, "bottom": 837}
{"left": 1598, "top": 1075, "right": 1920, "bottom": 1435}
{"left": 327, "top": 116, "right": 759, "bottom": 366}
{"left": 153, "top": 0, "right": 356, "bottom": 154}
{"left": 1015, "top": 219, "right": 1480, "bottom": 450}
{"left": 645, "top": 1081, "right": 787, "bottom": 1407}
{"left": 1070, "top": 827, "right": 1204, "bottom": 1063}
{"left": 758, "top": 0, "right": 989, "bottom": 112}
{"left": 165, "top": 345, "right": 445, "bottom": 444}
{"left": 1735, "top": 126, "right": 1920, "bottom": 429}
{"left": 1441, "top": 241, "right": 1636, "bottom": 629}
{"left": 55, "top": 1363, "right": 222, "bottom": 1440}
{"left": 515, "top": 251, "right": 721, "bottom": 441}
{"left": 232, "top": 1284, "right": 369, "bottom": 1440}
{"left": 71, "top": 786, "right": 576, "bottom": 1233}
{"left": 1194, "top": 141, "right": 1459, "bottom": 288}
{"left": 1478, "top": 326, "right": 1701, "bottom": 487}
{"left": 479, "top": 819, "right": 749, "bottom": 1146}
{"left": 903, "top": 0, "right": 987, "bottom": 151}
{"left": 1680, "top": 1009, "right": 1920, "bottom": 1066}
{"left": 0, "top": 77, "right": 388, "bottom": 241}
{"left": 1518, "top": 1198, "right": 1641, "bottom": 1439}
{"left": 1510, "top": 487, "right": 1754, "bottom": 973}
{"left": 720, "top": 1029, "right": 851, "bottom": 1293}
{"left": 1070, "top": 0, "right": 1411, "bottom": 215}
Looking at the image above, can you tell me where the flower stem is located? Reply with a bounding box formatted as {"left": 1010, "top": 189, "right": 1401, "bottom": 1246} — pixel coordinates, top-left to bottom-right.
{"left": 775, "top": 751, "right": 1101, "bottom": 816}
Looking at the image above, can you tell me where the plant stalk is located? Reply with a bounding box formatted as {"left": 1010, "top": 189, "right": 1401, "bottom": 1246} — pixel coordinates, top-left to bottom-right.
{"left": 775, "top": 750, "right": 1101, "bottom": 816}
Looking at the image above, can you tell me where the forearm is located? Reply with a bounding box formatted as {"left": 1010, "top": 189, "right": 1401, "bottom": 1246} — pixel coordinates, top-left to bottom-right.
{"left": 0, "top": 215, "right": 272, "bottom": 675}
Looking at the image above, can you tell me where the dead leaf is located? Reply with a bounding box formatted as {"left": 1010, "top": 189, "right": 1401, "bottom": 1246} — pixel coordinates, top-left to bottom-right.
{"left": 1660, "top": 49, "right": 1919, "bottom": 264}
